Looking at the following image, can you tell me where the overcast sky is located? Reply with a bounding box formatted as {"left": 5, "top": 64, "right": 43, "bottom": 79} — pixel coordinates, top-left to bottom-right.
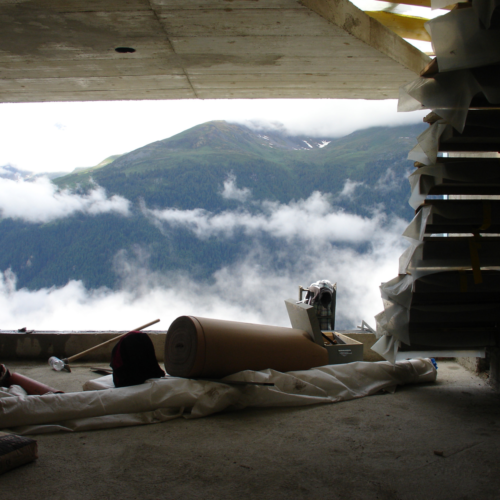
{"left": 0, "top": 99, "right": 426, "bottom": 174}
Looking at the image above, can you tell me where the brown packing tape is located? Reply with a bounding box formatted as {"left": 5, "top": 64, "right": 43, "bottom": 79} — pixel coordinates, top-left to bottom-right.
{"left": 468, "top": 235, "right": 483, "bottom": 285}
{"left": 164, "top": 316, "right": 329, "bottom": 379}
{"left": 479, "top": 200, "right": 492, "bottom": 231}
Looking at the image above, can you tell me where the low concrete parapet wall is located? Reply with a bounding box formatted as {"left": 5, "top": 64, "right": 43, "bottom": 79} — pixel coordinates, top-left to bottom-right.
{"left": 0, "top": 331, "right": 168, "bottom": 363}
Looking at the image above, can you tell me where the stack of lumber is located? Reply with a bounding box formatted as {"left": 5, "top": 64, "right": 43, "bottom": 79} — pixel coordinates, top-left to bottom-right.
{"left": 374, "top": 0, "right": 500, "bottom": 362}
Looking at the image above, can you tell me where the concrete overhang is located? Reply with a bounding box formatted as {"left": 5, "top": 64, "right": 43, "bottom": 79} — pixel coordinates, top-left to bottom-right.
{"left": 0, "top": 0, "right": 430, "bottom": 102}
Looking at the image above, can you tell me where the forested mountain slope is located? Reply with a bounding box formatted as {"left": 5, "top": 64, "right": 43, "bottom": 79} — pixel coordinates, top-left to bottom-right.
{"left": 0, "top": 121, "right": 424, "bottom": 290}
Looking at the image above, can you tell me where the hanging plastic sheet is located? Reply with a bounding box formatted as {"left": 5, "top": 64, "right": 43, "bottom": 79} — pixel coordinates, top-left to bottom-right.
{"left": 371, "top": 323, "right": 401, "bottom": 364}
{"left": 426, "top": 8, "right": 500, "bottom": 72}
{"left": 0, "top": 359, "right": 437, "bottom": 434}
{"left": 399, "top": 72, "right": 481, "bottom": 132}
{"left": 407, "top": 121, "right": 452, "bottom": 165}
{"left": 403, "top": 206, "right": 432, "bottom": 241}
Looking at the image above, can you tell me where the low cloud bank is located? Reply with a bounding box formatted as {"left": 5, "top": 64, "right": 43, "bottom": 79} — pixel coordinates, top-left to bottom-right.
{"left": 0, "top": 217, "right": 408, "bottom": 331}
{"left": 0, "top": 174, "right": 409, "bottom": 331}
{"left": 145, "top": 191, "right": 393, "bottom": 243}
{"left": 0, "top": 177, "right": 131, "bottom": 223}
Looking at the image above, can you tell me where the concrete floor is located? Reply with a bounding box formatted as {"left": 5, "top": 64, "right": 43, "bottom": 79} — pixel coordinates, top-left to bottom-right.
{"left": 1, "top": 360, "right": 499, "bottom": 500}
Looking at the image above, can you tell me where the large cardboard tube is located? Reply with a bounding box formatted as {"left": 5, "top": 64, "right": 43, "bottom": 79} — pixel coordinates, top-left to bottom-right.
{"left": 165, "top": 316, "right": 328, "bottom": 378}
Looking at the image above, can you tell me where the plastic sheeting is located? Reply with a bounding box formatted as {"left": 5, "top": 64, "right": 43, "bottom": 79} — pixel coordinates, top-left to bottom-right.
{"left": 407, "top": 121, "right": 452, "bottom": 165}
{"left": 0, "top": 359, "right": 437, "bottom": 435}
{"left": 426, "top": 9, "right": 500, "bottom": 72}
{"left": 399, "top": 1, "right": 500, "bottom": 134}
{"left": 398, "top": 72, "right": 481, "bottom": 132}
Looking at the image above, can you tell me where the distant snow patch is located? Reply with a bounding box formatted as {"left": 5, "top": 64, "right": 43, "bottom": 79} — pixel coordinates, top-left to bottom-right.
{"left": 318, "top": 141, "right": 331, "bottom": 148}
{"left": 303, "top": 140, "right": 313, "bottom": 149}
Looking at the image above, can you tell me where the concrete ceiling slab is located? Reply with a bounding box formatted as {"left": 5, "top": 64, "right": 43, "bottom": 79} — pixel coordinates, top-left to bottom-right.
{"left": 0, "top": 0, "right": 430, "bottom": 102}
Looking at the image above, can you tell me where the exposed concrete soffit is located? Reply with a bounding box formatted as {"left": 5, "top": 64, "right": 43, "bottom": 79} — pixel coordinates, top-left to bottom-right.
{"left": 0, "top": 0, "right": 430, "bottom": 103}
{"left": 299, "top": 0, "right": 430, "bottom": 74}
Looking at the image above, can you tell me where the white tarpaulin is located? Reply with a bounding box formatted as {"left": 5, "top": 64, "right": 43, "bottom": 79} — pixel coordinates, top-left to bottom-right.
{"left": 0, "top": 360, "right": 436, "bottom": 435}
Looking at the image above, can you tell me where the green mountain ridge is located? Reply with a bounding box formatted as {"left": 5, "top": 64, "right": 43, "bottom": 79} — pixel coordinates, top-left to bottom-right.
{"left": 1, "top": 120, "right": 425, "bottom": 292}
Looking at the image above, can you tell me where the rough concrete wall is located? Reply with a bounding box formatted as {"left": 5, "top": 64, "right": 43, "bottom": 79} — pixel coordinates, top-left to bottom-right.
{"left": 0, "top": 332, "right": 167, "bottom": 362}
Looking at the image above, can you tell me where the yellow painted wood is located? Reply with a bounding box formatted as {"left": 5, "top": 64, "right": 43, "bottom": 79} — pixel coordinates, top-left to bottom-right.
{"left": 365, "top": 11, "right": 432, "bottom": 41}
{"left": 372, "top": 0, "right": 452, "bottom": 8}
{"left": 373, "top": 0, "right": 432, "bottom": 7}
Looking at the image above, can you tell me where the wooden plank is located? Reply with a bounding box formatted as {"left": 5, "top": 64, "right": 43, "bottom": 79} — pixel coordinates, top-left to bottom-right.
{"left": 373, "top": 0, "right": 433, "bottom": 7}
{"left": 365, "top": 11, "right": 431, "bottom": 42}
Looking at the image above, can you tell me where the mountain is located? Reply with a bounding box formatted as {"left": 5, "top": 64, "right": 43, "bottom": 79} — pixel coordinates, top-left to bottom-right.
{"left": 0, "top": 164, "right": 69, "bottom": 181}
{"left": 0, "top": 121, "right": 425, "bottom": 291}
{"left": 55, "top": 121, "right": 422, "bottom": 216}
{"left": 0, "top": 164, "right": 39, "bottom": 181}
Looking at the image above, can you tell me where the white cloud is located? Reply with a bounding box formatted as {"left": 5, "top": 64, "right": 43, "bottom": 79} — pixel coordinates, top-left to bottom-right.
{"left": 0, "top": 177, "right": 130, "bottom": 223}
{"left": 220, "top": 174, "right": 252, "bottom": 202}
{"left": 0, "top": 100, "right": 425, "bottom": 174}
{"left": 375, "top": 167, "right": 410, "bottom": 192}
{"left": 339, "top": 179, "right": 364, "bottom": 198}
{"left": 145, "top": 191, "right": 396, "bottom": 243}
{"left": 0, "top": 216, "right": 408, "bottom": 331}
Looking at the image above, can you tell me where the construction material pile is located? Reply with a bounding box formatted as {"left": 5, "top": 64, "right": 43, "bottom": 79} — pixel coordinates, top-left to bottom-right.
{"left": 374, "top": 0, "right": 500, "bottom": 362}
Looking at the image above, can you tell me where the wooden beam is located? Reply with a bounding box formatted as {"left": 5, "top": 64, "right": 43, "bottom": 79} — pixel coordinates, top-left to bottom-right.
{"left": 365, "top": 11, "right": 431, "bottom": 41}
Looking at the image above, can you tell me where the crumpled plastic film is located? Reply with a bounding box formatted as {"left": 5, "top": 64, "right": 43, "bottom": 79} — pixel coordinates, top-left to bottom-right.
{"left": 371, "top": 329, "right": 401, "bottom": 364}
{"left": 426, "top": 8, "right": 500, "bottom": 73}
{"left": 0, "top": 360, "right": 437, "bottom": 434}
{"left": 407, "top": 121, "right": 452, "bottom": 165}
{"left": 381, "top": 274, "right": 414, "bottom": 310}
{"left": 373, "top": 275, "right": 414, "bottom": 349}
{"left": 399, "top": 72, "right": 481, "bottom": 132}
{"left": 403, "top": 206, "right": 432, "bottom": 242}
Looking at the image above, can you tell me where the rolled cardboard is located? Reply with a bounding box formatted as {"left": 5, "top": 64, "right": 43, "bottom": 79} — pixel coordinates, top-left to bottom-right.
{"left": 165, "top": 316, "right": 328, "bottom": 378}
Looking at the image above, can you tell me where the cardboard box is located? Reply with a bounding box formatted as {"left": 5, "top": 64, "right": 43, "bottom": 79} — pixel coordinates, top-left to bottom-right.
{"left": 285, "top": 299, "right": 364, "bottom": 365}
{"left": 322, "top": 332, "right": 364, "bottom": 364}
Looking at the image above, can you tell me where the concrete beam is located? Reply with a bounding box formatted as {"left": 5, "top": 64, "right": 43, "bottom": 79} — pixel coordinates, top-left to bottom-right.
{"left": 0, "top": 0, "right": 430, "bottom": 102}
